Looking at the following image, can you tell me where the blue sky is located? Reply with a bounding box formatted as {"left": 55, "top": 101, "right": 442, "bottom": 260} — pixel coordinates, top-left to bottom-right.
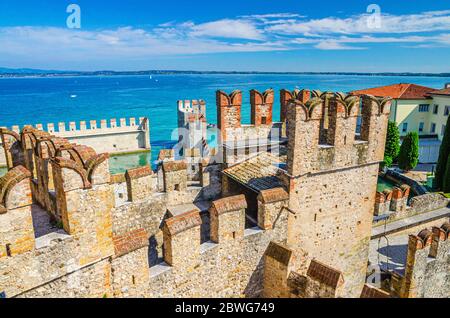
{"left": 0, "top": 0, "right": 449, "bottom": 72}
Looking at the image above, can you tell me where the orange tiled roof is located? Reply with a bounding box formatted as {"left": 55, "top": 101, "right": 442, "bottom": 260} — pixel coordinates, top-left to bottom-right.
{"left": 351, "top": 83, "right": 435, "bottom": 100}
{"left": 428, "top": 87, "right": 450, "bottom": 96}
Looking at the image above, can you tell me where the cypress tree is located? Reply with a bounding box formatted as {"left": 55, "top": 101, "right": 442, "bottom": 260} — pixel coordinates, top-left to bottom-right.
{"left": 398, "top": 132, "right": 419, "bottom": 171}
{"left": 384, "top": 121, "right": 400, "bottom": 163}
{"left": 435, "top": 116, "right": 450, "bottom": 190}
{"left": 443, "top": 154, "right": 450, "bottom": 193}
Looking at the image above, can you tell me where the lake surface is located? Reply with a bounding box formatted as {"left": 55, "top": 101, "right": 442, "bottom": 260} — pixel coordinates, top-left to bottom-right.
{"left": 1, "top": 74, "right": 449, "bottom": 172}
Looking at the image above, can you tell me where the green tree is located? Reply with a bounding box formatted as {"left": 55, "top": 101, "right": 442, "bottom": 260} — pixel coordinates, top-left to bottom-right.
{"left": 382, "top": 156, "right": 393, "bottom": 169}
{"left": 435, "top": 116, "right": 450, "bottom": 190}
{"left": 384, "top": 121, "right": 400, "bottom": 164}
{"left": 443, "top": 154, "right": 450, "bottom": 193}
{"left": 398, "top": 132, "right": 419, "bottom": 171}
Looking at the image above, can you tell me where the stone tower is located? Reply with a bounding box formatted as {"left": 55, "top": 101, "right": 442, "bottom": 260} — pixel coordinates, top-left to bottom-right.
{"left": 283, "top": 93, "right": 392, "bottom": 297}
{"left": 177, "top": 99, "right": 208, "bottom": 157}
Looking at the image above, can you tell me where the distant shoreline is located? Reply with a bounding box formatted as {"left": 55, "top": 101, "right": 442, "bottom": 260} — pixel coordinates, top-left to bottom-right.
{"left": 1, "top": 70, "right": 450, "bottom": 78}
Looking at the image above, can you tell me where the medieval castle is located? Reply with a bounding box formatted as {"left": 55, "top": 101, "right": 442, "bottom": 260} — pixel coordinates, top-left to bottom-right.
{"left": 0, "top": 88, "right": 448, "bottom": 298}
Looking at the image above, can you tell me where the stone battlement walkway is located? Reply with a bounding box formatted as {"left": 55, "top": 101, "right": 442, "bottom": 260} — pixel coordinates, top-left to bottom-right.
{"left": 372, "top": 207, "right": 450, "bottom": 239}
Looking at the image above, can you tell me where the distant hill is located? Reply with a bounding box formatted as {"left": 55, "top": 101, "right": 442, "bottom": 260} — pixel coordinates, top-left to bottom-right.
{"left": 0, "top": 67, "right": 449, "bottom": 78}
{"left": 0, "top": 67, "right": 69, "bottom": 74}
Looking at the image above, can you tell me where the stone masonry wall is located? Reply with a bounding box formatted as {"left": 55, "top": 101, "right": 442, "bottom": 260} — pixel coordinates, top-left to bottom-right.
{"left": 393, "top": 223, "right": 450, "bottom": 298}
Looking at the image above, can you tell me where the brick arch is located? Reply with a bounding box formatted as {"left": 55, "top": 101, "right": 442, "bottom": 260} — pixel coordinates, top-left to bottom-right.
{"left": 362, "top": 95, "right": 392, "bottom": 116}
{"left": 0, "top": 165, "right": 31, "bottom": 212}
{"left": 417, "top": 229, "right": 433, "bottom": 247}
{"left": 85, "top": 153, "right": 109, "bottom": 182}
{"left": 0, "top": 128, "right": 20, "bottom": 144}
{"left": 217, "top": 90, "right": 242, "bottom": 106}
{"left": 52, "top": 157, "right": 91, "bottom": 189}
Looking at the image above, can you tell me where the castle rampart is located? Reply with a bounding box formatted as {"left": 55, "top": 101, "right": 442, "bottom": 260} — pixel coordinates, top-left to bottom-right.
{"left": 2, "top": 86, "right": 447, "bottom": 299}
{"left": 389, "top": 222, "right": 450, "bottom": 298}
{"left": 0, "top": 117, "right": 150, "bottom": 168}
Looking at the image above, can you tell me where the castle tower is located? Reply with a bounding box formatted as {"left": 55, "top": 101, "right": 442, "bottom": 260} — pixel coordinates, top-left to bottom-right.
{"left": 283, "top": 92, "right": 392, "bottom": 297}
{"left": 177, "top": 99, "right": 208, "bottom": 158}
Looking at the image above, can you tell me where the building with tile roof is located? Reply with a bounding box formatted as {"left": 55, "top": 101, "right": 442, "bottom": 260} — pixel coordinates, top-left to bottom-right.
{"left": 352, "top": 83, "right": 450, "bottom": 163}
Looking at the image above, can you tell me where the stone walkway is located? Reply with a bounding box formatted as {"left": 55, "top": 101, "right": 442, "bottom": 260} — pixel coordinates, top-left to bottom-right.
{"left": 372, "top": 207, "right": 450, "bottom": 239}
{"left": 31, "top": 204, "right": 71, "bottom": 250}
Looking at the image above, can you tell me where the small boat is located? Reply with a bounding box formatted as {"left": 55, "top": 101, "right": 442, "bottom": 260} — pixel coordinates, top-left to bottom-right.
{"left": 149, "top": 75, "right": 153, "bottom": 80}
{"left": 70, "top": 94, "right": 77, "bottom": 98}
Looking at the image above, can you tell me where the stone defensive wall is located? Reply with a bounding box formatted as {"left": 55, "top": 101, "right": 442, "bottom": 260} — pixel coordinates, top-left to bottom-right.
{"left": 0, "top": 121, "right": 290, "bottom": 297}
{"left": 2, "top": 87, "right": 446, "bottom": 298}
{"left": 0, "top": 117, "right": 150, "bottom": 168}
{"left": 390, "top": 222, "right": 450, "bottom": 298}
{"left": 375, "top": 188, "right": 449, "bottom": 221}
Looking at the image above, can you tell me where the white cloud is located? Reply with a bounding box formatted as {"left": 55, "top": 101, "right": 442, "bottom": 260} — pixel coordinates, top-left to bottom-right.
{"left": 0, "top": 9, "right": 449, "bottom": 66}
{"left": 189, "top": 19, "right": 263, "bottom": 40}
{"left": 314, "top": 40, "right": 364, "bottom": 50}
{"left": 265, "top": 11, "right": 450, "bottom": 35}
{"left": 0, "top": 26, "right": 285, "bottom": 63}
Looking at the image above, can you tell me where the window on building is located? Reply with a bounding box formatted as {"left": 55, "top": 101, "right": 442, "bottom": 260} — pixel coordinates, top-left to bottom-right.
{"left": 419, "top": 122, "right": 424, "bottom": 132}
{"left": 445, "top": 106, "right": 450, "bottom": 116}
{"left": 433, "top": 104, "right": 439, "bottom": 114}
{"left": 418, "top": 104, "right": 429, "bottom": 112}
{"left": 443, "top": 125, "right": 447, "bottom": 136}
{"left": 402, "top": 123, "right": 408, "bottom": 133}
{"left": 431, "top": 123, "right": 436, "bottom": 133}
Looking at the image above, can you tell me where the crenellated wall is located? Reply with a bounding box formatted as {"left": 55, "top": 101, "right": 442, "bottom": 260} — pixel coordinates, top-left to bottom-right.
{"left": 216, "top": 89, "right": 285, "bottom": 166}
{"left": 0, "top": 117, "right": 149, "bottom": 167}
{"left": 374, "top": 185, "right": 410, "bottom": 216}
{"left": 263, "top": 242, "right": 347, "bottom": 298}
{"left": 3, "top": 86, "right": 443, "bottom": 299}
{"left": 148, "top": 194, "right": 289, "bottom": 298}
{"left": 390, "top": 222, "right": 450, "bottom": 298}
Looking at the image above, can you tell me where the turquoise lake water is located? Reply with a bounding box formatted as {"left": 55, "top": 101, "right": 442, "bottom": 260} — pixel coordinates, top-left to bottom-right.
{"left": 1, "top": 74, "right": 449, "bottom": 174}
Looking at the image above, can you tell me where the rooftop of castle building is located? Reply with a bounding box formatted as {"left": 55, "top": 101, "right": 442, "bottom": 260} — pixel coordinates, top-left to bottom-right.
{"left": 223, "top": 152, "right": 286, "bottom": 193}
{"left": 351, "top": 83, "right": 435, "bottom": 100}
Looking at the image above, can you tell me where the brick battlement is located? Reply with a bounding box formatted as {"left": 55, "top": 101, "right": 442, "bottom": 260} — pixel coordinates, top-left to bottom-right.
{"left": 392, "top": 221, "right": 450, "bottom": 298}
{"left": 0, "top": 85, "right": 409, "bottom": 299}
{"left": 375, "top": 184, "right": 410, "bottom": 215}
{"left": 285, "top": 92, "right": 392, "bottom": 177}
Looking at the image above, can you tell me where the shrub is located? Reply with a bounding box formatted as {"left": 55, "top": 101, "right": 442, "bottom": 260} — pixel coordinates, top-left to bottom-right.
{"left": 398, "top": 132, "right": 419, "bottom": 171}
